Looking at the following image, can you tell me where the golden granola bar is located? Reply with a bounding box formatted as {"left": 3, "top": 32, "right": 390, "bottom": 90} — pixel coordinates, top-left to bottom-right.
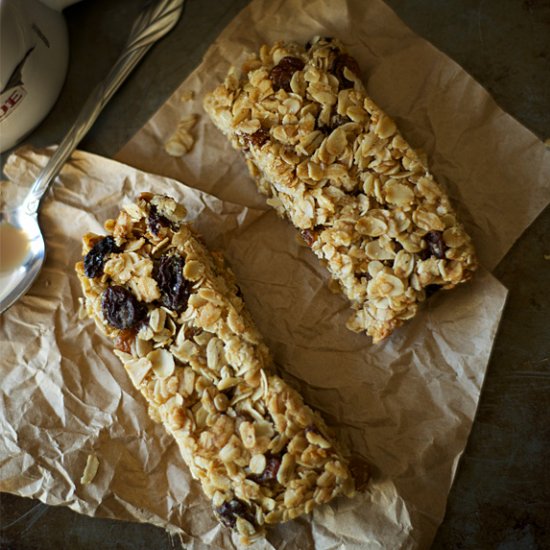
{"left": 75, "top": 194, "right": 355, "bottom": 543}
{"left": 204, "top": 37, "right": 478, "bottom": 342}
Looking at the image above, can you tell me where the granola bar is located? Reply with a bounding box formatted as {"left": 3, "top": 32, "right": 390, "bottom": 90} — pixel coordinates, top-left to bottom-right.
{"left": 75, "top": 194, "right": 355, "bottom": 543}
{"left": 203, "top": 37, "right": 478, "bottom": 342}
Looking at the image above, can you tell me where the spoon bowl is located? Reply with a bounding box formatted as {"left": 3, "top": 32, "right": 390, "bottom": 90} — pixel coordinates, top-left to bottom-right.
{"left": 0, "top": 207, "right": 45, "bottom": 312}
{"left": 0, "top": 0, "right": 184, "bottom": 314}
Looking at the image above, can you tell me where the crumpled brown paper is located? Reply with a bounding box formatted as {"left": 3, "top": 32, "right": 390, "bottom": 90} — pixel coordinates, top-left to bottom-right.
{"left": 1, "top": 0, "right": 549, "bottom": 548}
{"left": 0, "top": 145, "right": 506, "bottom": 550}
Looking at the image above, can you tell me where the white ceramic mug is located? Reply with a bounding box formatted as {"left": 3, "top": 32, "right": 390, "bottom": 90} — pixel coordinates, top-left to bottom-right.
{"left": 0, "top": 0, "right": 82, "bottom": 153}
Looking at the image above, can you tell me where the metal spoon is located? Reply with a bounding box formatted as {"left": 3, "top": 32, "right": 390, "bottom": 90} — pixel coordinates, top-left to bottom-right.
{"left": 0, "top": 0, "right": 184, "bottom": 314}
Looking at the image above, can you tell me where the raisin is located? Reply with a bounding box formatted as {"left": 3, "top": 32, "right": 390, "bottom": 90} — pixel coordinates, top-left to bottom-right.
{"left": 147, "top": 204, "right": 173, "bottom": 236}
{"left": 420, "top": 231, "right": 447, "bottom": 260}
{"left": 84, "top": 236, "right": 120, "bottom": 278}
{"left": 215, "top": 499, "right": 255, "bottom": 529}
{"left": 114, "top": 329, "right": 136, "bottom": 353}
{"left": 332, "top": 53, "right": 360, "bottom": 89}
{"left": 418, "top": 249, "right": 430, "bottom": 261}
{"left": 248, "top": 452, "right": 283, "bottom": 484}
{"left": 269, "top": 56, "right": 305, "bottom": 92}
{"left": 102, "top": 286, "right": 147, "bottom": 330}
{"left": 301, "top": 229, "right": 317, "bottom": 247}
{"left": 153, "top": 254, "right": 191, "bottom": 312}
{"left": 241, "top": 127, "right": 270, "bottom": 148}
{"left": 301, "top": 225, "right": 324, "bottom": 247}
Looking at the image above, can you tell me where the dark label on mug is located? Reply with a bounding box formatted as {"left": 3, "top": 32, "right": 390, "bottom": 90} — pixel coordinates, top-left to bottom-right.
{"left": 0, "top": 86, "right": 27, "bottom": 122}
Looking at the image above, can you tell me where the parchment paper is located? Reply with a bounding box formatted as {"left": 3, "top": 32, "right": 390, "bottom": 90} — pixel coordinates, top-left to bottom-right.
{"left": 0, "top": 146, "right": 506, "bottom": 550}
{"left": 1, "top": 0, "right": 549, "bottom": 548}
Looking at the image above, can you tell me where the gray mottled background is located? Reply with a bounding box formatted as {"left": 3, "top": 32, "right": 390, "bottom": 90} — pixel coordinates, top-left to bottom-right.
{"left": 1, "top": 0, "right": 549, "bottom": 548}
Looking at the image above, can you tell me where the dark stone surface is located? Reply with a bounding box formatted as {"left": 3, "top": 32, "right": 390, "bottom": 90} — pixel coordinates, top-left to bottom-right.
{"left": 1, "top": 0, "right": 549, "bottom": 548}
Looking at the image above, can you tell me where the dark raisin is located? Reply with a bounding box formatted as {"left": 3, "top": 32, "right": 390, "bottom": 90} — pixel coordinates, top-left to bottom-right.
{"left": 421, "top": 231, "right": 447, "bottom": 260}
{"left": 153, "top": 254, "right": 191, "bottom": 312}
{"left": 114, "top": 329, "right": 136, "bottom": 353}
{"left": 147, "top": 204, "right": 173, "bottom": 236}
{"left": 84, "top": 236, "right": 120, "bottom": 278}
{"left": 301, "top": 225, "right": 324, "bottom": 247}
{"left": 215, "top": 499, "right": 255, "bottom": 529}
{"left": 418, "top": 248, "right": 430, "bottom": 261}
{"left": 301, "top": 229, "right": 317, "bottom": 247}
{"left": 241, "top": 127, "right": 270, "bottom": 148}
{"left": 137, "top": 314, "right": 150, "bottom": 333}
{"left": 102, "top": 286, "right": 147, "bottom": 330}
{"left": 248, "top": 452, "right": 282, "bottom": 484}
{"left": 332, "top": 53, "right": 360, "bottom": 89}
{"left": 269, "top": 56, "right": 305, "bottom": 92}
{"left": 425, "top": 284, "right": 441, "bottom": 298}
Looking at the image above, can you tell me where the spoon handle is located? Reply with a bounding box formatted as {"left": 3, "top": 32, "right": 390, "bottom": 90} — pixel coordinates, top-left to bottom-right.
{"left": 22, "top": 0, "right": 185, "bottom": 216}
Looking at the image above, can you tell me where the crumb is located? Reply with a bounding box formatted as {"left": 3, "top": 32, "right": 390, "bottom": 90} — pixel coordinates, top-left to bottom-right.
{"left": 164, "top": 114, "right": 198, "bottom": 157}
{"left": 80, "top": 454, "right": 99, "bottom": 485}
{"left": 77, "top": 297, "right": 87, "bottom": 320}
{"left": 180, "top": 90, "right": 195, "bottom": 102}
